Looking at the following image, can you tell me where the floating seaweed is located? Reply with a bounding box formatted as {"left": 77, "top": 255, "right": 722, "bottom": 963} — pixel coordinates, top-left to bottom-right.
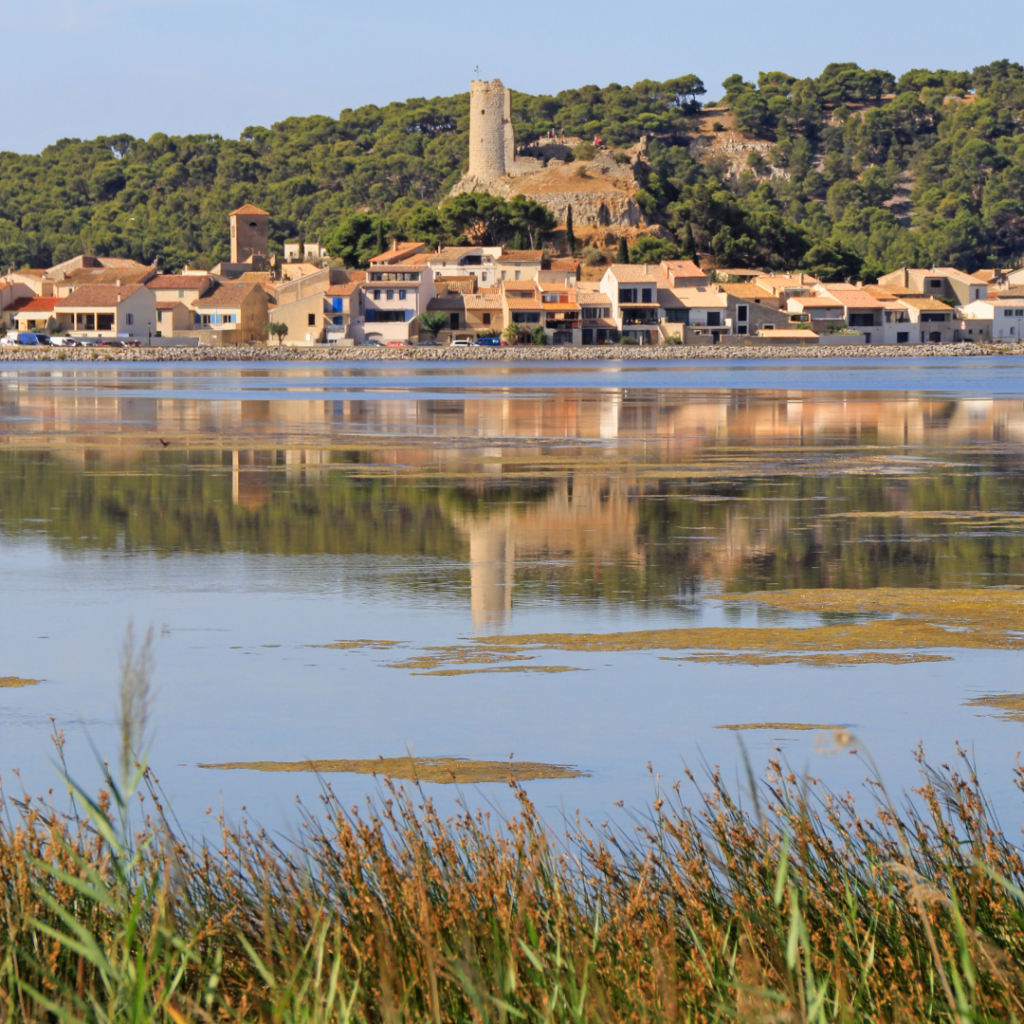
{"left": 716, "top": 722, "right": 843, "bottom": 731}
{"left": 198, "top": 756, "right": 588, "bottom": 783}
{"left": 669, "top": 652, "right": 953, "bottom": 667}
{"left": 964, "top": 692, "right": 1024, "bottom": 724}
{"left": 0, "top": 676, "right": 40, "bottom": 688}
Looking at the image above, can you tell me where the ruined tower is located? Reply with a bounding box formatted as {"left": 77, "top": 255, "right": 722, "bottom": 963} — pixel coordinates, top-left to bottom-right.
{"left": 468, "top": 79, "right": 511, "bottom": 179}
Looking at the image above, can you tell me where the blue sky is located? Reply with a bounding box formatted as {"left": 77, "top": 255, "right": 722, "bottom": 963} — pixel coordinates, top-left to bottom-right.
{"left": 2, "top": 0, "right": 1022, "bottom": 154}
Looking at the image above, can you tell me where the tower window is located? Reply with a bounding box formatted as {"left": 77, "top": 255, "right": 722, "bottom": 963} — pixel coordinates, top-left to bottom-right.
{"left": 249, "top": 222, "right": 257, "bottom": 228}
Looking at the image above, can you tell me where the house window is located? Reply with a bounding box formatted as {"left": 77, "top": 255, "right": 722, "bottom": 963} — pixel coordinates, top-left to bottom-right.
{"left": 156, "top": 310, "right": 163, "bottom": 322}
{"left": 707, "top": 311, "right": 721, "bottom": 327}
{"left": 515, "top": 271, "right": 521, "bottom": 281}
{"left": 178, "top": 289, "right": 185, "bottom": 298}
{"left": 897, "top": 332, "right": 909, "bottom": 343}
{"left": 1005, "top": 310, "right": 1014, "bottom": 317}
{"left": 737, "top": 325, "right": 748, "bottom": 335}
{"left": 736, "top": 304, "right": 748, "bottom": 323}
{"left": 641, "top": 288, "right": 652, "bottom": 303}
{"left": 481, "top": 273, "right": 487, "bottom": 283}
{"left": 373, "top": 290, "right": 381, "bottom": 300}
{"left": 387, "top": 290, "right": 393, "bottom": 300}
{"left": 849, "top": 313, "right": 874, "bottom": 327}
{"left": 308, "top": 313, "right": 316, "bottom": 326}
{"left": 483, "top": 313, "right": 491, "bottom": 325}
{"left": 666, "top": 309, "right": 687, "bottom": 323}
{"left": 449, "top": 313, "right": 459, "bottom": 330}
{"left": 125, "top": 313, "right": 134, "bottom": 326}
{"left": 399, "top": 290, "right": 406, "bottom": 300}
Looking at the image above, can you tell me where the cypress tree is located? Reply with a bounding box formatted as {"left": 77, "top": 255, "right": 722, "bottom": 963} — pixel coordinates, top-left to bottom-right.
{"left": 566, "top": 205, "right": 576, "bottom": 254}
{"left": 616, "top": 236, "right": 629, "bottom": 264}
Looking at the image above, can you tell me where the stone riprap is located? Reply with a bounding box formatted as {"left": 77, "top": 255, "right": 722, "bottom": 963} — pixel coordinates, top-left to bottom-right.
{"left": 1, "top": 343, "right": 1022, "bottom": 363}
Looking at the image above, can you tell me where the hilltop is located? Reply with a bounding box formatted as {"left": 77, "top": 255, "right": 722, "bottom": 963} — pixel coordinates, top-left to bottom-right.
{"left": 0, "top": 60, "right": 1022, "bottom": 278}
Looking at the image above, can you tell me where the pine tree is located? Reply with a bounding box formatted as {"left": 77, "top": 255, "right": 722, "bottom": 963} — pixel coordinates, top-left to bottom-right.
{"left": 566, "top": 205, "right": 576, "bottom": 255}
{"left": 616, "top": 236, "right": 629, "bottom": 264}
{"left": 681, "top": 222, "right": 696, "bottom": 261}
{"left": 375, "top": 217, "right": 386, "bottom": 255}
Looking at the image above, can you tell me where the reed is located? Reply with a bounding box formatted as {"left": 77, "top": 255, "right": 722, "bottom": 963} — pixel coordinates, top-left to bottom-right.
{"left": 3, "top": 637, "right": 1024, "bottom": 1021}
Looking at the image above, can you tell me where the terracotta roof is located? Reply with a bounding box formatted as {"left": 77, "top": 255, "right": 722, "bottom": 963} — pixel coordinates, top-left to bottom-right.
{"left": 230, "top": 204, "right": 269, "bottom": 216}
{"left": 238, "top": 271, "right": 274, "bottom": 284}
{"left": 1, "top": 297, "right": 37, "bottom": 312}
{"left": 719, "top": 283, "right": 775, "bottom": 299}
{"left": 498, "top": 250, "right": 542, "bottom": 262}
{"left": 17, "top": 296, "right": 58, "bottom": 312}
{"left": 326, "top": 282, "right": 362, "bottom": 297}
{"left": 369, "top": 241, "right": 427, "bottom": 265}
{"left": 155, "top": 301, "right": 182, "bottom": 310}
{"left": 147, "top": 275, "right": 211, "bottom": 290}
{"left": 670, "top": 287, "right": 728, "bottom": 308}
{"left": 661, "top": 259, "right": 705, "bottom": 278}
{"left": 60, "top": 267, "right": 155, "bottom": 287}
{"left": 347, "top": 270, "right": 367, "bottom": 283}
{"left": 932, "top": 267, "right": 985, "bottom": 285}
{"left": 464, "top": 293, "right": 502, "bottom": 310}
{"left": 971, "top": 269, "right": 1005, "bottom": 283}
{"left": 789, "top": 296, "right": 845, "bottom": 309}
{"left": 505, "top": 296, "right": 543, "bottom": 310}
{"left": 95, "top": 257, "right": 149, "bottom": 270}
{"left": 55, "top": 283, "right": 146, "bottom": 308}
{"left": 194, "top": 282, "right": 261, "bottom": 308}
{"left": 977, "top": 298, "right": 1024, "bottom": 307}
{"left": 899, "top": 297, "right": 952, "bottom": 311}
{"left": 755, "top": 273, "right": 819, "bottom": 290}
{"left": 821, "top": 286, "right": 885, "bottom": 309}
{"left": 431, "top": 247, "right": 479, "bottom": 262}
{"left": 548, "top": 259, "right": 580, "bottom": 271}
{"left": 608, "top": 264, "right": 661, "bottom": 283}
{"left": 576, "top": 287, "right": 611, "bottom": 304}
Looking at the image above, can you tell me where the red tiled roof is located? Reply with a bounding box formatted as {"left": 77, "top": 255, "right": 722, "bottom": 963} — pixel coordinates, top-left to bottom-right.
{"left": 326, "top": 282, "right": 363, "bottom": 297}
{"left": 147, "top": 275, "right": 210, "bottom": 290}
{"left": 230, "top": 204, "right": 269, "bottom": 216}
{"left": 194, "top": 282, "right": 262, "bottom": 308}
{"left": 55, "top": 283, "right": 146, "bottom": 308}
{"left": 368, "top": 241, "right": 427, "bottom": 265}
{"left": 155, "top": 301, "right": 182, "bottom": 310}
{"left": 506, "top": 296, "right": 543, "bottom": 310}
{"left": 18, "top": 296, "right": 58, "bottom": 312}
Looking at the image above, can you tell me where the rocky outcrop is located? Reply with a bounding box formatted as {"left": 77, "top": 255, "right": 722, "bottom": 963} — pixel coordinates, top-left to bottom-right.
{"left": 2, "top": 343, "right": 1021, "bottom": 363}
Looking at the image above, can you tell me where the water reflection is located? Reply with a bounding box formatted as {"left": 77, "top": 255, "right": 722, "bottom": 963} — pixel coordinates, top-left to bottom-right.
{"left": 4, "top": 378, "right": 1024, "bottom": 629}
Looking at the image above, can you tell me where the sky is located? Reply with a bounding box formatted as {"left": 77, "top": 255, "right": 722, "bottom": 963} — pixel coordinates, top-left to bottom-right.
{"left": 2, "top": 0, "right": 1022, "bottom": 155}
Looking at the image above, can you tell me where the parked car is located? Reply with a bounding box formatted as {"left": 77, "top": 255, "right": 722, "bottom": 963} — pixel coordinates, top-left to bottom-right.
{"left": 384, "top": 340, "right": 406, "bottom": 348}
{"left": 98, "top": 338, "right": 127, "bottom": 348}
{"left": 3, "top": 332, "right": 45, "bottom": 346}
{"left": 450, "top": 337, "right": 473, "bottom": 347}
{"left": 475, "top": 336, "right": 501, "bottom": 347}
{"left": 49, "top": 335, "right": 76, "bottom": 347}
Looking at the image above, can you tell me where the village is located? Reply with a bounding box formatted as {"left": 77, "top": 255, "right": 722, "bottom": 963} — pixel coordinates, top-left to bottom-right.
{"left": 2, "top": 201, "right": 1023, "bottom": 350}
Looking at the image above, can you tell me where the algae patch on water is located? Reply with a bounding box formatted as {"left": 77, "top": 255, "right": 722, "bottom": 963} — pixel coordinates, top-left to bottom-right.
{"left": 198, "top": 756, "right": 588, "bottom": 783}
{"left": 412, "top": 665, "right": 580, "bottom": 677}
{"left": 964, "top": 693, "right": 1024, "bottom": 724}
{"left": 716, "top": 722, "right": 843, "bottom": 731}
{"left": 394, "top": 588, "right": 1024, "bottom": 668}
{"left": 0, "top": 676, "right": 40, "bottom": 688}
{"left": 315, "top": 639, "right": 403, "bottom": 651}
{"left": 670, "top": 652, "right": 952, "bottom": 667}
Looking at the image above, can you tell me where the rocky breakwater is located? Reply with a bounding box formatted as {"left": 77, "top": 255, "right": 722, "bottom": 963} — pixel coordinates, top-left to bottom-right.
{"left": 2, "top": 343, "right": 1022, "bottom": 363}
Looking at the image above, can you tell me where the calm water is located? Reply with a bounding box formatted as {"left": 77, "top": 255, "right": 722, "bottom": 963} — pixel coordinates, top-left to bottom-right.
{"left": 4, "top": 357, "right": 1024, "bottom": 835}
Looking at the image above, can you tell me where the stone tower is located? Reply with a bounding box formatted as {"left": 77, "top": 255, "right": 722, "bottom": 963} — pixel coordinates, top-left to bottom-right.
{"left": 468, "top": 79, "right": 511, "bottom": 179}
{"left": 229, "top": 204, "right": 269, "bottom": 264}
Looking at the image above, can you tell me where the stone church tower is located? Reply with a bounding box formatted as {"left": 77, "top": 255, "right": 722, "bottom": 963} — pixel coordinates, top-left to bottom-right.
{"left": 468, "top": 79, "right": 513, "bottom": 179}
{"left": 229, "top": 204, "right": 269, "bottom": 264}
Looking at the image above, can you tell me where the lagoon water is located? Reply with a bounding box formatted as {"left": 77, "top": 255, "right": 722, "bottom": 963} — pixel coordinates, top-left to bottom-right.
{"left": 4, "top": 357, "right": 1024, "bottom": 836}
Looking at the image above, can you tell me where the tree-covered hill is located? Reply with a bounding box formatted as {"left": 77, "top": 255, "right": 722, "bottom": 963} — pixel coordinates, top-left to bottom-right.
{"left": 1, "top": 60, "right": 1022, "bottom": 278}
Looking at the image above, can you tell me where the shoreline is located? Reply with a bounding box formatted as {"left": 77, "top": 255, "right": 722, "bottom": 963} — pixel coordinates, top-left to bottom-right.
{"left": 1, "top": 341, "right": 1022, "bottom": 362}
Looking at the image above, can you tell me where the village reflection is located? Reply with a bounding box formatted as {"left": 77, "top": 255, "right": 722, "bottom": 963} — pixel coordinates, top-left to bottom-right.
{"left": 5, "top": 380, "right": 1024, "bottom": 626}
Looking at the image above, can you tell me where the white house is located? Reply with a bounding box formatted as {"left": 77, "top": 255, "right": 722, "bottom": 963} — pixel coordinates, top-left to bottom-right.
{"left": 958, "top": 298, "right": 1024, "bottom": 341}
